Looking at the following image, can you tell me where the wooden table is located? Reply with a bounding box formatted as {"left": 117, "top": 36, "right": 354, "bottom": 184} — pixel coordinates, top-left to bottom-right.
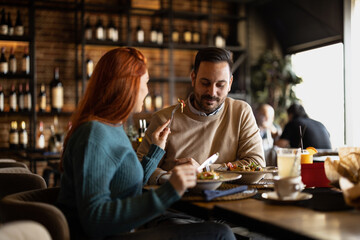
{"left": 203, "top": 197, "right": 360, "bottom": 240}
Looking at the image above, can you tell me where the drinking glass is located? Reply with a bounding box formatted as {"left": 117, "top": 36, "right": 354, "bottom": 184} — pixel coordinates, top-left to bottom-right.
{"left": 276, "top": 148, "right": 301, "bottom": 178}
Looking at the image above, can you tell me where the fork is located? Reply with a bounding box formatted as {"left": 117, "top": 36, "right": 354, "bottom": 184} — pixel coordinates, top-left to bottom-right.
{"left": 168, "top": 104, "right": 180, "bottom": 129}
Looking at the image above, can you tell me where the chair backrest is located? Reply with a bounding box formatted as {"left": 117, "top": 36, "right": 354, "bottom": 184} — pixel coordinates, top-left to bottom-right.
{"left": 0, "top": 187, "right": 70, "bottom": 240}
{"left": 0, "top": 159, "right": 16, "bottom": 162}
{"left": 0, "top": 162, "right": 28, "bottom": 169}
{"left": 0, "top": 172, "right": 47, "bottom": 199}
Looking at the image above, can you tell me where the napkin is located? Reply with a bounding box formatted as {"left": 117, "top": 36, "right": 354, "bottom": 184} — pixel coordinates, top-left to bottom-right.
{"left": 203, "top": 185, "right": 248, "bottom": 201}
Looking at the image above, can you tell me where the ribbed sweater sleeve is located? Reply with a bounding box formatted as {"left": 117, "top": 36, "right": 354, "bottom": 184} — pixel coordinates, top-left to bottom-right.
{"left": 58, "top": 122, "right": 180, "bottom": 239}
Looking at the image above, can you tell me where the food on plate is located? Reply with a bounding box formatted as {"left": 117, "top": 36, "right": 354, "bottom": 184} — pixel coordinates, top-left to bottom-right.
{"left": 178, "top": 98, "right": 186, "bottom": 113}
{"left": 225, "top": 162, "right": 263, "bottom": 172}
{"left": 197, "top": 171, "right": 220, "bottom": 180}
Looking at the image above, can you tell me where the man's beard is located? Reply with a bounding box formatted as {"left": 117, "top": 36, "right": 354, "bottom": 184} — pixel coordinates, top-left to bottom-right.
{"left": 196, "top": 94, "right": 221, "bottom": 113}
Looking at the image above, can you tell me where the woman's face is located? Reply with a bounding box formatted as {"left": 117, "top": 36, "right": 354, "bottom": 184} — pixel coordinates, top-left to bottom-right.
{"left": 134, "top": 70, "right": 149, "bottom": 113}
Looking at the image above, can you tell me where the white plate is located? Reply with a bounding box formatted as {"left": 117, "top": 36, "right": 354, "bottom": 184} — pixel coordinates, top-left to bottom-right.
{"left": 195, "top": 172, "right": 242, "bottom": 191}
{"left": 261, "top": 191, "right": 313, "bottom": 202}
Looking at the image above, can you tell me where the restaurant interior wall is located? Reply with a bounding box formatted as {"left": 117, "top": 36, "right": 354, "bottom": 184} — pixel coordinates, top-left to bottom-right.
{"left": 0, "top": 0, "right": 255, "bottom": 153}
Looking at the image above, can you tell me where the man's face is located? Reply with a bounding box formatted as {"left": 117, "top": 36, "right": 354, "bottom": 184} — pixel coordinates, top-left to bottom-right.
{"left": 191, "top": 61, "right": 233, "bottom": 114}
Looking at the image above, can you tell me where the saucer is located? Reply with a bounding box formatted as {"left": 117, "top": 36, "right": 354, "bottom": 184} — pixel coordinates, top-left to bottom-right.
{"left": 261, "top": 191, "right": 313, "bottom": 202}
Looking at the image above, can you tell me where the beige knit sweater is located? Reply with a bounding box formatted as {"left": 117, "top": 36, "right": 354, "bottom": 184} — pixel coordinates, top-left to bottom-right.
{"left": 137, "top": 97, "right": 265, "bottom": 185}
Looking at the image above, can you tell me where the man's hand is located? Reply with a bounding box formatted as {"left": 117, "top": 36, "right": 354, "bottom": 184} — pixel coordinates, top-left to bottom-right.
{"left": 175, "top": 158, "right": 200, "bottom": 168}
{"left": 151, "top": 119, "right": 171, "bottom": 150}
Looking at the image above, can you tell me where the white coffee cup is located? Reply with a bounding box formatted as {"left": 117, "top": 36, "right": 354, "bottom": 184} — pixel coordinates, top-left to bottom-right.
{"left": 273, "top": 175, "right": 305, "bottom": 200}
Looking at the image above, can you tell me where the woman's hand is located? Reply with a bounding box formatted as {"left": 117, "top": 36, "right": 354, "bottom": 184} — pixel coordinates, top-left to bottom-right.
{"left": 151, "top": 119, "right": 171, "bottom": 150}
{"left": 169, "top": 164, "right": 197, "bottom": 196}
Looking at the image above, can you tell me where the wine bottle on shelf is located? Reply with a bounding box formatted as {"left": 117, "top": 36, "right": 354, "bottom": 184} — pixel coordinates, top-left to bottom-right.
{"left": 86, "top": 58, "right": 93, "bottom": 78}
{"left": 136, "top": 18, "right": 144, "bottom": 43}
{"left": 19, "top": 121, "right": 28, "bottom": 149}
{"left": 18, "top": 83, "right": 24, "bottom": 112}
{"left": 106, "top": 18, "right": 116, "bottom": 41}
{"left": 22, "top": 47, "right": 30, "bottom": 74}
{"left": 0, "top": 8, "right": 8, "bottom": 35}
{"left": 9, "top": 83, "right": 17, "bottom": 112}
{"left": 214, "top": 28, "right": 226, "bottom": 48}
{"left": 39, "top": 82, "right": 46, "bottom": 112}
{"left": 150, "top": 20, "right": 157, "bottom": 44}
{"left": 7, "top": 12, "right": 13, "bottom": 36}
{"left": 24, "top": 81, "right": 31, "bottom": 112}
{"left": 183, "top": 26, "right": 192, "bottom": 44}
{"left": 0, "top": 84, "right": 4, "bottom": 112}
{"left": 9, "top": 121, "right": 19, "bottom": 149}
{"left": 9, "top": 47, "right": 16, "bottom": 74}
{"left": 113, "top": 21, "right": 118, "bottom": 42}
{"left": 14, "top": 9, "right": 24, "bottom": 36}
{"left": 157, "top": 23, "right": 163, "bottom": 45}
{"left": 84, "top": 17, "right": 92, "bottom": 41}
{"left": 154, "top": 93, "right": 163, "bottom": 111}
{"left": 50, "top": 67, "right": 64, "bottom": 113}
{"left": 95, "top": 17, "right": 104, "bottom": 40}
{"left": 0, "top": 47, "right": 8, "bottom": 74}
{"left": 36, "top": 121, "right": 45, "bottom": 149}
{"left": 171, "top": 26, "right": 179, "bottom": 44}
{"left": 192, "top": 26, "right": 201, "bottom": 44}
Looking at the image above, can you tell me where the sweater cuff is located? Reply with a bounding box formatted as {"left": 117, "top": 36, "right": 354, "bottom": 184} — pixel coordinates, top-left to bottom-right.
{"left": 154, "top": 181, "right": 181, "bottom": 205}
{"left": 146, "top": 144, "right": 165, "bottom": 160}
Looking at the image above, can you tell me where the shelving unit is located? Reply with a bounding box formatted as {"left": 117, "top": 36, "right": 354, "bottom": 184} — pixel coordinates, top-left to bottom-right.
{"left": 76, "top": 0, "right": 249, "bottom": 109}
{"left": 0, "top": 0, "right": 36, "bottom": 149}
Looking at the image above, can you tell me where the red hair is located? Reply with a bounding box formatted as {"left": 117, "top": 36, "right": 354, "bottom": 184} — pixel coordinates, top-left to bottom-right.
{"left": 60, "top": 47, "right": 147, "bottom": 170}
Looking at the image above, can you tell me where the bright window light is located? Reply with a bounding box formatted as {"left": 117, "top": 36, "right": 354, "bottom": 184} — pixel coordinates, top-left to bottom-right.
{"left": 291, "top": 43, "right": 344, "bottom": 149}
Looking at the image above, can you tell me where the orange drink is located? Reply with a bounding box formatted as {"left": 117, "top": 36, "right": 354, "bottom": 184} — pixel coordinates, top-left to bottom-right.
{"left": 301, "top": 147, "right": 318, "bottom": 164}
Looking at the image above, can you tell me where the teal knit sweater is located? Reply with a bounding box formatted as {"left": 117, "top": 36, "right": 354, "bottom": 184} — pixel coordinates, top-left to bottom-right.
{"left": 57, "top": 121, "right": 180, "bottom": 238}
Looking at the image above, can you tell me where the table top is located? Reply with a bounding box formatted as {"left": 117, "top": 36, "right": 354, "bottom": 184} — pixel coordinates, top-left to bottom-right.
{"left": 213, "top": 198, "right": 360, "bottom": 240}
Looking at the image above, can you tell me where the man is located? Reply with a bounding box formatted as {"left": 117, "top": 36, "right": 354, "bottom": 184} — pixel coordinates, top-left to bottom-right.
{"left": 137, "top": 47, "right": 265, "bottom": 185}
{"left": 276, "top": 103, "right": 332, "bottom": 149}
{"left": 255, "top": 103, "right": 282, "bottom": 152}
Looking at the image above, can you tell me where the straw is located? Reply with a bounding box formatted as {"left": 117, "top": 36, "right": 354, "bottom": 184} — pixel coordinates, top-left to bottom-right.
{"left": 299, "top": 125, "right": 304, "bottom": 150}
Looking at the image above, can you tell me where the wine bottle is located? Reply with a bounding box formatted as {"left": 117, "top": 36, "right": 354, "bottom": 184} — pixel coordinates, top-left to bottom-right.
{"left": 14, "top": 10, "right": 24, "bottom": 36}
{"left": 150, "top": 20, "right": 157, "bottom": 44}
{"left": 36, "top": 121, "right": 45, "bottom": 149}
{"left": 192, "top": 26, "right": 201, "bottom": 44}
{"left": 171, "top": 26, "right": 179, "bottom": 44}
{"left": 0, "top": 47, "right": 8, "bottom": 74}
{"left": 18, "top": 83, "right": 24, "bottom": 112}
{"left": 9, "top": 47, "right": 16, "bottom": 74}
{"left": 95, "top": 17, "right": 104, "bottom": 40}
{"left": 183, "top": 27, "right": 192, "bottom": 44}
{"left": 50, "top": 67, "right": 63, "bottom": 113}
{"left": 84, "top": 17, "right": 92, "bottom": 41}
{"left": 136, "top": 18, "right": 144, "bottom": 43}
{"left": 113, "top": 21, "right": 118, "bottom": 42}
{"left": 157, "top": 23, "right": 163, "bottom": 45}
{"left": 22, "top": 47, "right": 30, "bottom": 74}
{"left": 214, "top": 28, "right": 225, "bottom": 48}
{"left": 19, "top": 121, "right": 28, "bottom": 149}
{"left": 0, "top": 84, "right": 4, "bottom": 112}
{"left": 0, "top": 8, "right": 8, "bottom": 35}
{"left": 24, "top": 81, "right": 31, "bottom": 112}
{"left": 9, "top": 83, "right": 17, "bottom": 112}
{"left": 9, "top": 121, "right": 19, "bottom": 149}
{"left": 106, "top": 18, "right": 116, "bottom": 41}
{"left": 39, "top": 83, "right": 46, "bottom": 112}
{"left": 86, "top": 58, "right": 93, "bottom": 78}
{"left": 7, "top": 12, "right": 13, "bottom": 36}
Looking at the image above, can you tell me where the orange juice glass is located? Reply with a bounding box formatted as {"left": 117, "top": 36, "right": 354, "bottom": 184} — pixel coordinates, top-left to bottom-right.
{"left": 301, "top": 150, "right": 313, "bottom": 164}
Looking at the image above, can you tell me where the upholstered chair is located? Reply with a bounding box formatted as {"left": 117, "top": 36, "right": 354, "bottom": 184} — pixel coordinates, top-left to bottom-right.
{"left": 0, "top": 187, "right": 70, "bottom": 240}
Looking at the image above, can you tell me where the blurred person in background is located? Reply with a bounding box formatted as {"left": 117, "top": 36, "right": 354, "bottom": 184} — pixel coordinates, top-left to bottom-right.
{"left": 276, "top": 103, "right": 331, "bottom": 149}
{"left": 255, "top": 103, "right": 282, "bottom": 166}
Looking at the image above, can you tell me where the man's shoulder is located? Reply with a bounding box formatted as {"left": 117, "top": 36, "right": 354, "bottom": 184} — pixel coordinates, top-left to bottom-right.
{"left": 225, "top": 97, "right": 251, "bottom": 111}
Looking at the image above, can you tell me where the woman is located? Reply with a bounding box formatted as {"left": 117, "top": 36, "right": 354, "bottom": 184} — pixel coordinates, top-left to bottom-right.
{"left": 57, "top": 47, "right": 235, "bottom": 239}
